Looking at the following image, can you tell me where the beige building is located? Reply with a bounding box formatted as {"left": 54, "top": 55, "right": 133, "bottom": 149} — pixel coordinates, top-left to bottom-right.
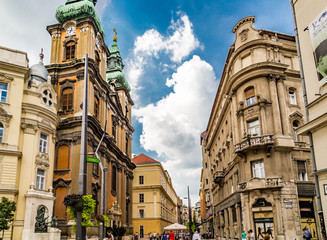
{"left": 291, "top": 1, "right": 327, "bottom": 238}
{"left": 201, "top": 16, "right": 321, "bottom": 239}
{"left": 0, "top": 46, "right": 60, "bottom": 239}
{"left": 132, "top": 154, "right": 178, "bottom": 237}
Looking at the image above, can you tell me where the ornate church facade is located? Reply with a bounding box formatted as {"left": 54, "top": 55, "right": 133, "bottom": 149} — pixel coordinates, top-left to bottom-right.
{"left": 0, "top": 0, "right": 135, "bottom": 239}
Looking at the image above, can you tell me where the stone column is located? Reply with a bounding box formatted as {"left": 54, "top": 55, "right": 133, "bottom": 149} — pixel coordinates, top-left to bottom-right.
{"left": 231, "top": 93, "right": 240, "bottom": 144}
{"left": 236, "top": 203, "right": 242, "bottom": 239}
{"left": 224, "top": 208, "right": 229, "bottom": 239}
{"left": 259, "top": 103, "right": 267, "bottom": 135}
{"left": 276, "top": 77, "right": 290, "bottom": 136}
{"left": 219, "top": 211, "right": 224, "bottom": 238}
{"left": 272, "top": 190, "right": 284, "bottom": 238}
{"left": 239, "top": 111, "right": 245, "bottom": 138}
{"left": 241, "top": 193, "right": 251, "bottom": 232}
{"left": 229, "top": 207, "right": 234, "bottom": 239}
{"left": 268, "top": 75, "right": 282, "bottom": 135}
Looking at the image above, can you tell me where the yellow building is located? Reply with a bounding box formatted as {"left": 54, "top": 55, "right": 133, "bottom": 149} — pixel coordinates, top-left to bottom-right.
{"left": 132, "top": 154, "right": 178, "bottom": 238}
{"left": 0, "top": 46, "right": 60, "bottom": 240}
{"left": 291, "top": 1, "right": 327, "bottom": 237}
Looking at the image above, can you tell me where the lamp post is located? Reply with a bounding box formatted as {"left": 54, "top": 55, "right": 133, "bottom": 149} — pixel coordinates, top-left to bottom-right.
{"left": 184, "top": 186, "right": 193, "bottom": 240}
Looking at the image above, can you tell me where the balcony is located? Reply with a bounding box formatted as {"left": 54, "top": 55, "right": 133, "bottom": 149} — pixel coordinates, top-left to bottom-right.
{"left": 234, "top": 134, "right": 274, "bottom": 156}
{"left": 213, "top": 170, "right": 224, "bottom": 186}
{"left": 237, "top": 177, "right": 283, "bottom": 192}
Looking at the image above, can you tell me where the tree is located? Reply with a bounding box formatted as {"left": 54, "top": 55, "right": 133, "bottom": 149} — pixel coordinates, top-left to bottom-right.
{"left": 0, "top": 197, "right": 16, "bottom": 239}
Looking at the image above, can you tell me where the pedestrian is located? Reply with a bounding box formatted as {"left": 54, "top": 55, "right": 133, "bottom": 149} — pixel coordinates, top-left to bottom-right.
{"left": 303, "top": 227, "right": 312, "bottom": 240}
{"left": 169, "top": 231, "right": 175, "bottom": 240}
{"left": 135, "top": 232, "right": 139, "bottom": 240}
{"left": 162, "top": 231, "right": 167, "bottom": 240}
{"left": 192, "top": 231, "right": 201, "bottom": 240}
{"left": 248, "top": 230, "right": 254, "bottom": 240}
{"left": 105, "top": 231, "right": 111, "bottom": 240}
{"left": 150, "top": 232, "right": 153, "bottom": 240}
{"left": 154, "top": 232, "right": 157, "bottom": 240}
{"left": 241, "top": 230, "right": 246, "bottom": 240}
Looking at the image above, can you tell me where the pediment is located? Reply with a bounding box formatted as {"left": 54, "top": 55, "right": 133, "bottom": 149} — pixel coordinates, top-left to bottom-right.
{"left": 0, "top": 106, "right": 12, "bottom": 122}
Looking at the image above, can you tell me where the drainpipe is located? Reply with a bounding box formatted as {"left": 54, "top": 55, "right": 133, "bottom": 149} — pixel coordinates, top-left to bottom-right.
{"left": 290, "top": 0, "right": 326, "bottom": 238}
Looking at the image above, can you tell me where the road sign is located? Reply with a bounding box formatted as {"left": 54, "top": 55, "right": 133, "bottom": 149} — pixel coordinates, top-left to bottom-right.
{"left": 86, "top": 157, "right": 100, "bottom": 163}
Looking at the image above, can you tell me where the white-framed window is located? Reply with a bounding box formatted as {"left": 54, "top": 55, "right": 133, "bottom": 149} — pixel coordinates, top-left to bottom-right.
{"left": 297, "top": 161, "right": 308, "bottom": 181}
{"left": 289, "top": 89, "right": 297, "bottom": 105}
{"left": 252, "top": 160, "right": 265, "bottom": 178}
{"left": 245, "top": 87, "right": 255, "bottom": 106}
{"left": 0, "top": 83, "right": 8, "bottom": 103}
{"left": 230, "top": 178, "right": 234, "bottom": 194}
{"left": 139, "top": 193, "right": 144, "bottom": 203}
{"left": 248, "top": 119, "right": 260, "bottom": 136}
{"left": 39, "top": 133, "right": 48, "bottom": 153}
{"left": 36, "top": 169, "right": 46, "bottom": 190}
{"left": 139, "top": 209, "right": 144, "bottom": 218}
{"left": 139, "top": 175, "right": 144, "bottom": 185}
{"left": 0, "top": 122, "right": 3, "bottom": 143}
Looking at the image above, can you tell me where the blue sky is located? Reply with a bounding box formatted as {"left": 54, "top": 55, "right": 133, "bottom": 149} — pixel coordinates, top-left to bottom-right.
{"left": 0, "top": 0, "right": 294, "bottom": 203}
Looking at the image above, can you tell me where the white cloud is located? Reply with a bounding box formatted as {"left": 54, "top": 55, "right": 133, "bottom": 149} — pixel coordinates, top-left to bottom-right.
{"left": 125, "top": 12, "right": 202, "bottom": 102}
{"left": 0, "top": 0, "right": 109, "bottom": 66}
{"left": 134, "top": 55, "right": 218, "bottom": 201}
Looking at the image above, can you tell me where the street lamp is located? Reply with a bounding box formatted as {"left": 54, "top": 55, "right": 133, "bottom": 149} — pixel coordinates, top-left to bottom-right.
{"left": 183, "top": 186, "right": 193, "bottom": 240}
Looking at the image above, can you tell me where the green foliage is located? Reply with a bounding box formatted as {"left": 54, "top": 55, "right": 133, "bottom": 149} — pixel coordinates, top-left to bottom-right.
{"left": 95, "top": 214, "right": 110, "bottom": 227}
{"left": 185, "top": 222, "right": 196, "bottom": 232}
{"left": 66, "top": 195, "right": 96, "bottom": 231}
{"left": 0, "top": 197, "right": 16, "bottom": 235}
{"left": 108, "top": 225, "right": 127, "bottom": 237}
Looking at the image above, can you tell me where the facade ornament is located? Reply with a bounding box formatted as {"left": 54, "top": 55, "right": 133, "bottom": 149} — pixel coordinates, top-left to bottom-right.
{"left": 35, "top": 153, "right": 50, "bottom": 168}
{"left": 239, "top": 29, "right": 249, "bottom": 42}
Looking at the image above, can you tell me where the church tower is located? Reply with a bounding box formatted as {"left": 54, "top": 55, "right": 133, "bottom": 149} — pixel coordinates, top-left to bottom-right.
{"left": 46, "top": 0, "right": 135, "bottom": 237}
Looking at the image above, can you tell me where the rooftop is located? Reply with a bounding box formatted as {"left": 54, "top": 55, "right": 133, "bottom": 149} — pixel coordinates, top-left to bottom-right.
{"left": 132, "top": 154, "right": 159, "bottom": 164}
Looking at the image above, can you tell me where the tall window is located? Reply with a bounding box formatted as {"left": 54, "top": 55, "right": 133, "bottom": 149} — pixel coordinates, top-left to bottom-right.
{"left": 93, "top": 162, "right": 99, "bottom": 176}
{"left": 139, "top": 193, "right": 144, "bottom": 203}
{"left": 62, "top": 88, "right": 73, "bottom": 111}
{"left": 36, "top": 169, "right": 45, "bottom": 190}
{"left": 139, "top": 209, "right": 144, "bottom": 218}
{"left": 39, "top": 133, "right": 48, "bottom": 153}
{"left": 65, "top": 41, "right": 75, "bottom": 60}
{"left": 112, "top": 165, "right": 117, "bottom": 192}
{"left": 245, "top": 87, "right": 255, "bottom": 106}
{"left": 126, "top": 134, "right": 129, "bottom": 156}
{"left": 230, "top": 177, "right": 234, "bottom": 194}
{"left": 94, "top": 96, "right": 99, "bottom": 118}
{"left": 57, "top": 145, "right": 69, "bottom": 170}
{"left": 252, "top": 160, "right": 265, "bottom": 178}
{"left": 139, "top": 175, "right": 144, "bottom": 185}
{"left": 0, "top": 83, "right": 8, "bottom": 103}
{"left": 289, "top": 89, "right": 297, "bottom": 105}
{"left": 293, "top": 121, "right": 299, "bottom": 142}
{"left": 112, "top": 121, "right": 116, "bottom": 140}
{"left": 298, "top": 161, "right": 308, "bottom": 181}
{"left": 248, "top": 119, "right": 260, "bottom": 136}
{"left": 95, "top": 51, "right": 100, "bottom": 67}
{"left": 0, "top": 122, "right": 3, "bottom": 143}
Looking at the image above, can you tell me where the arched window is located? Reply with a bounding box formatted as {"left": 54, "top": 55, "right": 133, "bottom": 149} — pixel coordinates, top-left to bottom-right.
{"left": 112, "top": 165, "right": 117, "bottom": 192}
{"left": 245, "top": 87, "right": 255, "bottom": 106}
{"left": 62, "top": 88, "right": 73, "bottom": 111}
{"left": 0, "top": 122, "right": 3, "bottom": 143}
{"left": 65, "top": 41, "right": 75, "bottom": 60}
{"left": 57, "top": 145, "right": 69, "bottom": 170}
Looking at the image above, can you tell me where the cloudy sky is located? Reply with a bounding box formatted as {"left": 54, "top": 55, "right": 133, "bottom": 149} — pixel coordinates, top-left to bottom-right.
{"left": 0, "top": 0, "right": 294, "bottom": 204}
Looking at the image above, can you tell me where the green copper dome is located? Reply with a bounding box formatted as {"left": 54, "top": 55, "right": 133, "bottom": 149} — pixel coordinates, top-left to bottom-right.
{"left": 106, "top": 38, "right": 131, "bottom": 92}
{"left": 56, "top": 0, "right": 105, "bottom": 36}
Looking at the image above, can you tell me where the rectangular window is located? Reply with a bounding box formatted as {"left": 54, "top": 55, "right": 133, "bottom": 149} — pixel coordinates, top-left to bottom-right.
{"left": 36, "top": 169, "right": 45, "bottom": 190}
{"left": 139, "top": 175, "right": 144, "bottom": 185}
{"left": 245, "top": 88, "right": 255, "bottom": 106}
{"left": 0, "top": 83, "right": 8, "bottom": 103}
{"left": 248, "top": 119, "right": 260, "bottom": 136}
{"left": 230, "top": 178, "right": 234, "bottom": 194}
{"left": 252, "top": 160, "right": 265, "bottom": 178}
{"left": 94, "top": 97, "right": 99, "bottom": 118}
{"left": 139, "top": 193, "right": 144, "bottom": 203}
{"left": 39, "top": 133, "right": 48, "bottom": 153}
{"left": 0, "top": 122, "right": 3, "bottom": 143}
{"left": 139, "top": 209, "right": 144, "bottom": 218}
{"left": 298, "top": 161, "right": 308, "bottom": 181}
{"left": 289, "top": 89, "right": 297, "bottom": 105}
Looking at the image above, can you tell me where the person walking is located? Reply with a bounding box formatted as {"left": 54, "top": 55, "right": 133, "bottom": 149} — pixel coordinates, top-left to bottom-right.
{"left": 150, "top": 232, "right": 153, "bottom": 240}
{"left": 135, "top": 232, "right": 139, "bottom": 240}
{"left": 248, "top": 230, "right": 255, "bottom": 240}
{"left": 303, "top": 227, "right": 312, "bottom": 240}
{"left": 162, "top": 232, "right": 167, "bottom": 240}
{"left": 192, "top": 231, "right": 201, "bottom": 240}
{"left": 241, "top": 230, "right": 246, "bottom": 240}
{"left": 154, "top": 232, "right": 157, "bottom": 240}
{"left": 169, "top": 231, "right": 175, "bottom": 240}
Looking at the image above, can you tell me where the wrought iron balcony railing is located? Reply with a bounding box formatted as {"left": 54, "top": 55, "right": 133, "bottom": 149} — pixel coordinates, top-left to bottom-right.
{"left": 234, "top": 134, "right": 274, "bottom": 155}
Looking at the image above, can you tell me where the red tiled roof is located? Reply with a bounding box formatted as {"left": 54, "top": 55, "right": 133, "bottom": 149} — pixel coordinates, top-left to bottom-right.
{"left": 132, "top": 154, "right": 159, "bottom": 164}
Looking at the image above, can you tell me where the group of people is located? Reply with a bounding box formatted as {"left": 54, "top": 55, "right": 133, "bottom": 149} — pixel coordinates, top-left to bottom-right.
{"left": 104, "top": 231, "right": 115, "bottom": 240}
{"left": 241, "top": 229, "right": 271, "bottom": 240}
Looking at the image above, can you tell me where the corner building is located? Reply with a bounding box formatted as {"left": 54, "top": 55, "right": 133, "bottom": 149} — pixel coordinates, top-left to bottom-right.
{"left": 132, "top": 154, "right": 178, "bottom": 238}
{"left": 201, "top": 17, "right": 321, "bottom": 240}
{"left": 46, "top": 0, "right": 135, "bottom": 237}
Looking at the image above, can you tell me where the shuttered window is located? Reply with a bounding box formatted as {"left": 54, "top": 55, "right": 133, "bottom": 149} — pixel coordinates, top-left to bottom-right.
{"left": 62, "top": 88, "right": 73, "bottom": 111}
{"left": 245, "top": 87, "right": 255, "bottom": 106}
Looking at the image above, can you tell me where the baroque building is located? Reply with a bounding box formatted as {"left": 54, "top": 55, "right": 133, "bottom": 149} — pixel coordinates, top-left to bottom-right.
{"left": 46, "top": 0, "right": 135, "bottom": 237}
{"left": 201, "top": 16, "right": 321, "bottom": 240}
{"left": 291, "top": 1, "right": 327, "bottom": 238}
{"left": 0, "top": 47, "right": 60, "bottom": 240}
{"left": 132, "top": 154, "right": 178, "bottom": 238}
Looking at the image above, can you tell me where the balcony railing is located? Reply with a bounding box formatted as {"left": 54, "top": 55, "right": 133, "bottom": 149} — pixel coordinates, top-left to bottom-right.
{"left": 234, "top": 134, "right": 274, "bottom": 155}
{"left": 237, "top": 177, "right": 283, "bottom": 191}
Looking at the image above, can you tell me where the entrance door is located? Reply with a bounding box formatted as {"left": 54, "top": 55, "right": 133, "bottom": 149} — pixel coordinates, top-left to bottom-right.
{"left": 140, "top": 225, "right": 144, "bottom": 238}
{"left": 253, "top": 211, "right": 274, "bottom": 240}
